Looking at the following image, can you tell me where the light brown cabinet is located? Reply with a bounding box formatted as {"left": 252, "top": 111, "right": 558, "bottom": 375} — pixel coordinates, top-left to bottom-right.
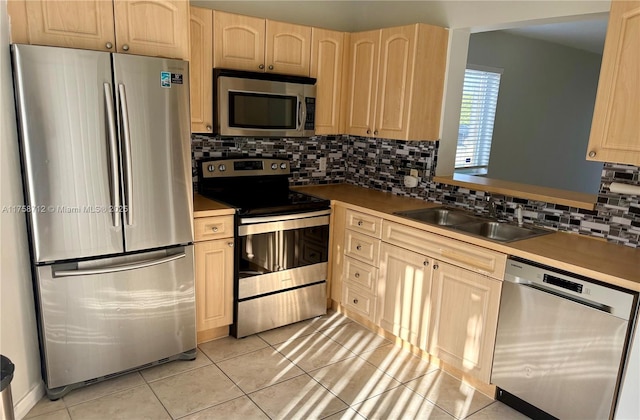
{"left": 345, "top": 24, "right": 448, "bottom": 141}
{"left": 341, "top": 208, "right": 382, "bottom": 322}
{"left": 345, "top": 30, "right": 380, "bottom": 137}
{"left": 194, "top": 215, "right": 235, "bottom": 343}
{"left": 8, "top": 0, "right": 189, "bottom": 59}
{"left": 213, "top": 11, "right": 311, "bottom": 77}
{"left": 329, "top": 206, "right": 506, "bottom": 385}
{"left": 189, "top": 6, "right": 213, "bottom": 133}
{"left": 113, "top": 0, "right": 189, "bottom": 59}
{"left": 587, "top": 0, "right": 640, "bottom": 166}
{"left": 429, "top": 261, "right": 501, "bottom": 383}
{"left": 311, "top": 28, "right": 348, "bottom": 135}
{"left": 9, "top": 0, "right": 115, "bottom": 50}
{"left": 377, "top": 243, "right": 432, "bottom": 350}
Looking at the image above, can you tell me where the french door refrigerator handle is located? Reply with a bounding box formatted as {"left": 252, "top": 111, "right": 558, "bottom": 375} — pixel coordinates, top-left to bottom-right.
{"left": 104, "top": 83, "right": 121, "bottom": 228}
{"left": 118, "top": 83, "right": 134, "bottom": 226}
{"left": 54, "top": 252, "right": 186, "bottom": 277}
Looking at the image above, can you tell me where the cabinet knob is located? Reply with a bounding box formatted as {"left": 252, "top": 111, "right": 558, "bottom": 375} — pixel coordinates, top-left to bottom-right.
{"left": 433, "top": 264, "right": 439, "bottom": 270}
{"left": 357, "top": 220, "right": 363, "bottom": 226}
{"left": 206, "top": 125, "right": 212, "bottom": 132}
{"left": 354, "top": 272, "right": 360, "bottom": 278}
{"left": 105, "top": 42, "right": 113, "bottom": 49}
{"left": 122, "top": 44, "right": 130, "bottom": 51}
{"left": 588, "top": 151, "right": 596, "bottom": 158}
{"left": 212, "top": 226, "right": 218, "bottom": 232}
{"left": 374, "top": 130, "right": 378, "bottom": 135}
{"left": 227, "top": 242, "right": 234, "bottom": 247}
{"left": 268, "top": 65, "right": 274, "bottom": 70}
{"left": 258, "top": 64, "right": 265, "bottom": 70}
{"left": 423, "top": 261, "right": 429, "bottom": 267}
{"left": 356, "top": 245, "right": 362, "bottom": 251}
{"left": 353, "top": 298, "right": 359, "bottom": 304}
{"left": 366, "top": 129, "right": 371, "bottom": 134}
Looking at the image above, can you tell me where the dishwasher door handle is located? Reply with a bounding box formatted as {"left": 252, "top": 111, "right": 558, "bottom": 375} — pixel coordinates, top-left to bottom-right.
{"left": 519, "top": 281, "right": 613, "bottom": 314}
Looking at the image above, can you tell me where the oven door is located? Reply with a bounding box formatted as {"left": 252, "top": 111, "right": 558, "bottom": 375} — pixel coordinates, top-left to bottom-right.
{"left": 216, "top": 72, "right": 315, "bottom": 137}
{"left": 237, "top": 210, "right": 329, "bottom": 299}
{"left": 235, "top": 210, "right": 329, "bottom": 337}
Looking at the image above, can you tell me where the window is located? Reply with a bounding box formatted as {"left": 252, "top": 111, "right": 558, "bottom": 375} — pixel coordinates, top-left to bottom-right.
{"left": 455, "top": 66, "right": 502, "bottom": 175}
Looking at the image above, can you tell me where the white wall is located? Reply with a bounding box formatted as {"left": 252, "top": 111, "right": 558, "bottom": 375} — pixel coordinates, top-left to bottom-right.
{"left": 467, "top": 31, "right": 604, "bottom": 194}
{"left": 0, "top": 2, "right": 43, "bottom": 417}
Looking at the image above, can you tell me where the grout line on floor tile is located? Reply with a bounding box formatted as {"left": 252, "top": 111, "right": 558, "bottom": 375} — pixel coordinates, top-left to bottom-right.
{"left": 144, "top": 380, "right": 181, "bottom": 420}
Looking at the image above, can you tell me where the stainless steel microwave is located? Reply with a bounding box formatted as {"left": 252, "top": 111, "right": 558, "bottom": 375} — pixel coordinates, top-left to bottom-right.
{"left": 214, "top": 69, "right": 316, "bottom": 137}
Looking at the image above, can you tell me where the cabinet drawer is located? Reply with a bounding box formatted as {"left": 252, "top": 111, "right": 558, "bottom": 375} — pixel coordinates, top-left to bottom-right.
{"left": 346, "top": 209, "right": 382, "bottom": 238}
{"left": 344, "top": 256, "right": 378, "bottom": 294}
{"left": 345, "top": 230, "right": 380, "bottom": 266}
{"left": 342, "top": 283, "right": 376, "bottom": 321}
{"left": 194, "top": 215, "right": 234, "bottom": 242}
{"left": 382, "top": 221, "right": 506, "bottom": 280}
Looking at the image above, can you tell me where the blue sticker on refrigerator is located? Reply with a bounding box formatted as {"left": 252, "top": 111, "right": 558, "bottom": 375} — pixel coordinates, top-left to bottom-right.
{"left": 160, "top": 71, "right": 171, "bottom": 88}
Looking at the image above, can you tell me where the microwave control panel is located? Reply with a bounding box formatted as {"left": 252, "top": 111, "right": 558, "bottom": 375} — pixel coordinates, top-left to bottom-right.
{"left": 305, "top": 97, "right": 315, "bottom": 131}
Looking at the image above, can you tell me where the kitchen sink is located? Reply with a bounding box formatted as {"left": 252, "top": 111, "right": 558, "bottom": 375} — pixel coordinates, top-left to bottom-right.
{"left": 394, "top": 207, "right": 481, "bottom": 226}
{"left": 394, "top": 207, "right": 552, "bottom": 243}
{"left": 453, "top": 221, "right": 551, "bottom": 243}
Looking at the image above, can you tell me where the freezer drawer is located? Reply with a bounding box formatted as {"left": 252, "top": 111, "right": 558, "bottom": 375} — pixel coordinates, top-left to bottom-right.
{"left": 36, "top": 246, "right": 196, "bottom": 389}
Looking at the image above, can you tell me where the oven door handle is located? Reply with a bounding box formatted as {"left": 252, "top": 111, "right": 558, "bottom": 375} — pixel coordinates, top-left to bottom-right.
{"left": 239, "top": 209, "right": 331, "bottom": 225}
{"left": 239, "top": 213, "right": 330, "bottom": 236}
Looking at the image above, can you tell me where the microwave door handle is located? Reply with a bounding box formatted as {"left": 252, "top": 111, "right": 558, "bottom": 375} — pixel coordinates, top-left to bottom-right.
{"left": 296, "top": 95, "right": 304, "bottom": 132}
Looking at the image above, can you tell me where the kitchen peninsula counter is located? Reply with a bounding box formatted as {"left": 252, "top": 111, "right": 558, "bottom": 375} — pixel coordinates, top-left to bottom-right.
{"left": 294, "top": 183, "right": 640, "bottom": 292}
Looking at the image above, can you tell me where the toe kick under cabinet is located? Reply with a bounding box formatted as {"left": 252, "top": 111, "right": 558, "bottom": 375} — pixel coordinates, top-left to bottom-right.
{"left": 194, "top": 214, "right": 235, "bottom": 343}
{"left": 334, "top": 204, "right": 507, "bottom": 384}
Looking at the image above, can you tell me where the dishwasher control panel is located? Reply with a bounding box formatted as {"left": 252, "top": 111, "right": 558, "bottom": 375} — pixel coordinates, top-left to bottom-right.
{"left": 543, "top": 274, "right": 583, "bottom": 294}
{"left": 505, "top": 258, "right": 636, "bottom": 320}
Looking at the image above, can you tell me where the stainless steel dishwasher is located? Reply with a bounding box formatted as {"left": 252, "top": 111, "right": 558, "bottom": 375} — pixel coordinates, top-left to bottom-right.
{"left": 491, "top": 258, "right": 638, "bottom": 420}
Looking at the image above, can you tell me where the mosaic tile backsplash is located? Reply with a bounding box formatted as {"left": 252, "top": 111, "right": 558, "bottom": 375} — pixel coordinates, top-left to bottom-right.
{"left": 192, "top": 134, "right": 640, "bottom": 248}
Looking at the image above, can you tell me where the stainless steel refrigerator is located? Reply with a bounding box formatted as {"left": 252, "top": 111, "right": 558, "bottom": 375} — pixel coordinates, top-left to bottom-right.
{"left": 11, "top": 44, "right": 196, "bottom": 399}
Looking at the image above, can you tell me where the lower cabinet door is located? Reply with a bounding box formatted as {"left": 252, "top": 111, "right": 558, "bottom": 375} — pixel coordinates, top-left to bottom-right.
{"left": 195, "top": 239, "right": 234, "bottom": 333}
{"left": 429, "top": 261, "right": 502, "bottom": 382}
{"left": 377, "top": 243, "right": 432, "bottom": 350}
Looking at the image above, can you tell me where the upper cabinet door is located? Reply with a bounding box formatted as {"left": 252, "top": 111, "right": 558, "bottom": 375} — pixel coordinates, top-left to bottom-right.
{"left": 375, "top": 25, "right": 416, "bottom": 140}
{"left": 20, "top": 0, "right": 116, "bottom": 51}
{"left": 266, "top": 20, "right": 312, "bottom": 76}
{"left": 213, "top": 11, "right": 265, "bottom": 72}
{"left": 346, "top": 30, "right": 380, "bottom": 137}
{"left": 113, "top": 0, "right": 189, "bottom": 59}
{"left": 189, "top": 6, "right": 213, "bottom": 133}
{"left": 587, "top": 1, "right": 640, "bottom": 165}
{"left": 311, "top": 28, "right": 347, "bottom": 135}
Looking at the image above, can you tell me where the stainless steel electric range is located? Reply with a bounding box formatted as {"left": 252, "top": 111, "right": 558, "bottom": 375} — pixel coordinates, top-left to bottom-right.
{"left": 197, "top": 157, "right": 330, "bottom": 337}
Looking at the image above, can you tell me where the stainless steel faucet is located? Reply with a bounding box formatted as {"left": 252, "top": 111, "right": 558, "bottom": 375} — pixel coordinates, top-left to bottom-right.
{"left": 515, "top": 205, "right": 524, "bottom": 227}
{"left": 486, "top": 197, "right": 498, "bottom": 219}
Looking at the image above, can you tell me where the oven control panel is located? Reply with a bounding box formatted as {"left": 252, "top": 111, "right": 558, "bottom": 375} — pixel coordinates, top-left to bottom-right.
{"left": 200, "top": 158, "right": 290, "bottom": 178}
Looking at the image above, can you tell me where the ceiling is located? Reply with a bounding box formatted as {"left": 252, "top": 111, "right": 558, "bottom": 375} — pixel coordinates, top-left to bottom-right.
{"left": 190, "top": 1, "right": 610, "bottom": 32}
{"left": 502, "top": 16, "right": 608, "bottom": 54}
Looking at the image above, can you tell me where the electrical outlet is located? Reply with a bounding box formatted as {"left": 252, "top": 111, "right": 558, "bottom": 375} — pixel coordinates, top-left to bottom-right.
{"left": 319, "top": 157, "right": 327, "bottom": 172}
{"left": 410, "top": 169, "right": 419, "bottom": 177}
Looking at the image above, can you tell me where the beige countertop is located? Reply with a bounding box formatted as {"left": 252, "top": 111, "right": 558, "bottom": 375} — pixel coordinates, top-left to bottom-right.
{"left": 193, "top": 193, "right": 235, "bottom": 218}
{"left": 294, "top": 184, "right": 640, "bottom": 292}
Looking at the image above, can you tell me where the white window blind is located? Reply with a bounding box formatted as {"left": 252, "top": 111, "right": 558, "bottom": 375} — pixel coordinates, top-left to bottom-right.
{"left": 455, "top": 66, "right": 502, "bottom": 172}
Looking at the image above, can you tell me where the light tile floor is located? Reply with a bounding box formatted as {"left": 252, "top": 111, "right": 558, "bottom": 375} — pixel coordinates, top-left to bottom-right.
{"left": 25, "top": 311, "right": 530, "bottom": 420}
